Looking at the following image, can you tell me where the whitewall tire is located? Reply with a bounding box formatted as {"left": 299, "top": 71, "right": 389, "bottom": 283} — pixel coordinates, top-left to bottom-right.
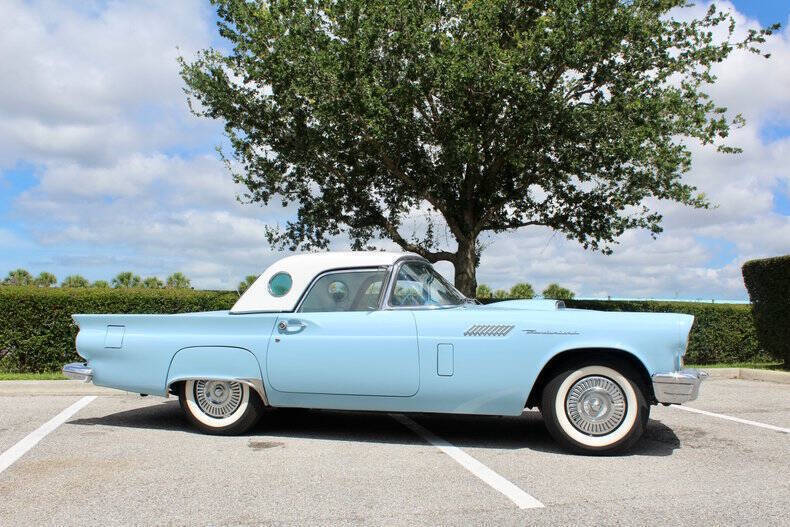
{"left": 179, "top": 379, "right": 263, "bottom": 435}
{"left": 541, "top": 361, "right": 649, "bottom": 454}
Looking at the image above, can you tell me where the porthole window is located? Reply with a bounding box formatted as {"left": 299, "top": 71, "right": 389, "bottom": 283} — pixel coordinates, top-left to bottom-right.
{"left": 268, "top": 272, "right": 292, "bottom": 297}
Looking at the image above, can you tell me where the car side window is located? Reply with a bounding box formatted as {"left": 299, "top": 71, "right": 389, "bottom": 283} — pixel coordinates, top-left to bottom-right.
{"left": 298, "top": 269, "right": 388, "bottom": 313}
{"left": 389, "top": 261, "right": 464, "bottom": 307}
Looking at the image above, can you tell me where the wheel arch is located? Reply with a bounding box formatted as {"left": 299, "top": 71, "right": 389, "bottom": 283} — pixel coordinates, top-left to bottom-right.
{"left": 525, "top": 347, "right": 654, "bottom": 408}
{"left": 165, "top": 346, "right": 268, "bottom": 405}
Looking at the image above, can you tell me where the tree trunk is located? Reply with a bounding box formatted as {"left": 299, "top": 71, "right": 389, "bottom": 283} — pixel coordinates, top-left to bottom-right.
{"left": 453, "top": 237, "right": 478, "bottom": 298}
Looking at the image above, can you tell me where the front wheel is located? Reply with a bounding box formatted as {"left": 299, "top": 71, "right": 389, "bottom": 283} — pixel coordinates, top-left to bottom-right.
{"left": 179, "top": 379, "right": 263, "bottom": 435}
{"left": 541, "top": 362, "right": 649, "bottom": 454}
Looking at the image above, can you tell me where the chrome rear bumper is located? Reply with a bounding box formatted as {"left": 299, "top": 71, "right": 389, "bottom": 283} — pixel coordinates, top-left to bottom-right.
{"left": 652, "top": 369, "right": 708, "bottom": 404}
{"left": 63, "top": 362, "right": 93, "bottom": 382}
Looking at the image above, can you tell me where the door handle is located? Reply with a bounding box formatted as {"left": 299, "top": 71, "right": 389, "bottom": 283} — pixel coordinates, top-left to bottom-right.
{"left": 278, "top": 320, "right": 306, "bottom": 333}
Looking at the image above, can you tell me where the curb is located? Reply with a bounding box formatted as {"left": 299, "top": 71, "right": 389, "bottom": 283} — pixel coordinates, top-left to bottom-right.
{"left": 705, "top": 368, "right": 790, "bottom": 384}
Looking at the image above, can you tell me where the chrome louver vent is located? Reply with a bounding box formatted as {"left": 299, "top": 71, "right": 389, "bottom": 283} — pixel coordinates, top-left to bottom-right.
{"left": 464, "top": 324, "right": 514, "bottom": 337}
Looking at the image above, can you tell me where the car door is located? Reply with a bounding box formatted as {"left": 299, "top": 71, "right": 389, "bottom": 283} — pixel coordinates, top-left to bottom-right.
{"left": 267, "top": 268, "right": 420, "bottom": 397}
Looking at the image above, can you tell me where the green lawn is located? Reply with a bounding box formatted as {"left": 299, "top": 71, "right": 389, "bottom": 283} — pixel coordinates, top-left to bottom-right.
{"left": 0, "top": 372, "right": 68, "bottom": 380}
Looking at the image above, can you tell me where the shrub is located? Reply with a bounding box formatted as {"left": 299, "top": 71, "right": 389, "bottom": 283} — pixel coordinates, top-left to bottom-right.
{"left": 742, "top": 255, "right": 790, "bottom": 367}
{"left": 0, "top": 287, "right": 237, "bottom": 373}
{"left": 479, "top": 297, "right": 766, "bottom": 365}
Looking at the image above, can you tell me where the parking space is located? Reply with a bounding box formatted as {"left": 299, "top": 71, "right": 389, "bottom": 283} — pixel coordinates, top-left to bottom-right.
{"left": 0, "top": 378, "right": 788, "bottom": 526}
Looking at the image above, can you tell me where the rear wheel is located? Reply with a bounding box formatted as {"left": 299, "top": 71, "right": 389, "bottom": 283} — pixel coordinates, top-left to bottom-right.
{"left": 541, "top": 361, "right": 649, "bottom": 454}
{"left": 179, "top": 379, "right": 263, "bottom": 435}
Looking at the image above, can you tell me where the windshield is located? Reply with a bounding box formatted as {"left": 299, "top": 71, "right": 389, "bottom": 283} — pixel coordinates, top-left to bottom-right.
{"left": 389, "top": 261, "right": 465, "bottom": 307}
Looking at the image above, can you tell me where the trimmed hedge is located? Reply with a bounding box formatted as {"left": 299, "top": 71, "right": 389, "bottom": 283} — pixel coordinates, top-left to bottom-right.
{"left": 0, "top": 287, "right": 768, "bottom": 373}
{"left": 480, "top": 298, "right": 767, "bottom": 365}
{"left": 742, "top": 255, "right": 790, "bottom": 367}
{"left": 0, "top": 287, "right": 237, "bottom": 373}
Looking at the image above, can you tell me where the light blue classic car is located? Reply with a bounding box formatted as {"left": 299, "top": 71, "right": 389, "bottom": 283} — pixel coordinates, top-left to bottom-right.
{"left": 63, "top": 252, "right": 705, "bottom": 453}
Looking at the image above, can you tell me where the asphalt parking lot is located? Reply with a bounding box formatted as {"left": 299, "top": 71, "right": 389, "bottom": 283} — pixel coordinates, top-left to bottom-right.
{"left": 0, "top": 378, "right": 788, "bottom": 526}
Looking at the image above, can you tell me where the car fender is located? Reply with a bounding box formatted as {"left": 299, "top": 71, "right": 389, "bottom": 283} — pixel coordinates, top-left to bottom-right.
{"left": 166, "top": 346, "right": 268, "bottom": 405}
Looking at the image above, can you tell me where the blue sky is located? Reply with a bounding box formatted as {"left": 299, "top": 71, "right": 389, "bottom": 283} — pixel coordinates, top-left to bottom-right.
{"left": 1, "top": 0, "right": 788, "bottom": 299}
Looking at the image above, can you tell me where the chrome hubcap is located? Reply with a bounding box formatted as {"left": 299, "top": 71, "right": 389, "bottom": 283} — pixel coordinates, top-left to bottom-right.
{"left": 565, "top": 375, "right": 626, "bottom": 436}
{"left": 194, "top": 380, "right": 243, "bottom": 418}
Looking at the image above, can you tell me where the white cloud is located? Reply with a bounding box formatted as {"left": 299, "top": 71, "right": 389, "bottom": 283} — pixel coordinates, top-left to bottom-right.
{"left": 1, "top": 0, "right": 788, "bottom": 296}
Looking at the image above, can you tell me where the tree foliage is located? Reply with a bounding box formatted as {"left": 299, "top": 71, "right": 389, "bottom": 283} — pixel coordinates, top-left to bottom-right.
{"left": 142, "top": 276, "right": 164, "bottom": 289}
{"left": 238, "top": 274, "right": 258, "bottom": 294}
{"left": 542, "top": 282, "right": 575, "bottom": 300}
{"left": 475, "top": 284, "right": 492, "bottom": 299}
{"left": 166, "top": 272, "right": 192, "bottom": 289}
{"left": 3, "top": 269, "right": 33, "bottom": 286}
{"left": 510, "top": 282, "right": 535, "bottom": 299}
{"left": 33, "top": 272, "right": 57, "bottom": 288}
{"left": 92, "top": 280, "right": 110, "bottom": 288}
{"left": 113, "top": 272, "right": 142, "bottom": 288}
{"left": 183, "top": 1, "right": 774, "bottom": 295}
{"left": 61, "top": 275, "right": 90, "bottom": 288}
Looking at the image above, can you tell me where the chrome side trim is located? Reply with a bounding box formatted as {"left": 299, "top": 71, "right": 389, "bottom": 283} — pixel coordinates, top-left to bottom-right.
{"left": 652, "top": 369, "right": 708, "bottom": 404}
{"left": 464, "top": 324, "right": 515, "bottom": 336}
{"left": 62, "top": 362, "right": 93, "bottom": 382}
{"left": 167, "top": 377, "right": 270, "bottom": 406}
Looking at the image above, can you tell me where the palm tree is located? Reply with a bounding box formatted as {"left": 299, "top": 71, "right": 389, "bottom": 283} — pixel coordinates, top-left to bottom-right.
{"left": 542, "top": 283, "right": 575, "bottom": 300}
{"left": 475, "top": 284, "right": 492, "bottom": 299}
{"left": 166, "top": 272, "right": 191, "bottom": 289}
{"left": 509, "top": 282, "right": 535, "bottom": 299}
{"left": 112, "top": 272, "right": 142, "bottom": 288}
{"left": 142, "top": 276, "right": 164, "bottom": 289}
{"left": 237, "top": 275, "right": 257, "bottom": 294}
{"left": 33, "top": 272, "right": 57, "bottom": 288}
{"left": 61, "top": 275, "right": 90, "bottom": 288}
{"left": 3, "top": 269, "right": 33, "bottom": 286}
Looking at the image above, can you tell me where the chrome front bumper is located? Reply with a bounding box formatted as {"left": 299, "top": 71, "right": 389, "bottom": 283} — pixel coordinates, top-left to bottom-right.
{"left": 62, "top": 362, "right": 93, "bottom": 382}
{"left": 652, "top": 369, "right": 708, "bottom": 404}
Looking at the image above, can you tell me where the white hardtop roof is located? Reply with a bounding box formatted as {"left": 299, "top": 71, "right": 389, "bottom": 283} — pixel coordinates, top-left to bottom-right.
{"left": 230, "top": 251, "right": 422, "bottom": 313}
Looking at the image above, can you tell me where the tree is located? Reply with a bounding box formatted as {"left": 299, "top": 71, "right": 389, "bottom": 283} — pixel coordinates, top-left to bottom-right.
{"left": 142, "top": 276, "right": 164, "bottom": 289}
{"left": 238, "top": 274, "right": 258, "bottom": 294}
{"left": 542, "top": 283, "right": 575, "bottom": 300}
{"left": 113, "top": 272, "right": 141, "bottom": 288}
{"left": 61, "top": 275, "right": 90, "bottom": 288}
{"left": 3, "top": 269, "right": 33, "bottom": 286}
{"left": 182, "top": 1, "right": 777, "bottom": 296}
{"left": 33, "top": 272, "right": 57, "bottom": 288}
{"left": 92, "top": 280, "right": 110, "bottom": 288}
{"left": 509, "top": 283, "right": 535, "bottom": 299}
{"left": 475, "top": 284, "right": 492, "bottom": 299}
{"left": 493, "top": 289, "right": 509, "bottom": 299}
{"left": 166, "top": 272, "right": 191, "bottom": 289}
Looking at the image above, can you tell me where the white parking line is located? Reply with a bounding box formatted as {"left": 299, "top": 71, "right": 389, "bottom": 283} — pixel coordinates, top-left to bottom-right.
{"left": 672, "top": 404, "right": 789, "bottom": 434}
{"left": 390, "top": 413, "right": 544, "bottom": 510}
{"left": 0, "top": 396, "right": 97, "bottom": 475}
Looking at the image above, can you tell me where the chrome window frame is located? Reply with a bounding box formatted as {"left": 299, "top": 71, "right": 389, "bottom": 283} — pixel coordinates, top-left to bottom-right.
{"left": 381, "top": 257, "right": 467, "bottom": 310}
{"left": 294, "top": 266, "right": 391, "bottom": 313}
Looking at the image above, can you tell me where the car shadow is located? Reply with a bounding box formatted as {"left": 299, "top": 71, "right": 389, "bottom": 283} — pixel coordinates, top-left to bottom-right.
{"left": 69, "top": 400, "right": 680, "bottom": 457}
